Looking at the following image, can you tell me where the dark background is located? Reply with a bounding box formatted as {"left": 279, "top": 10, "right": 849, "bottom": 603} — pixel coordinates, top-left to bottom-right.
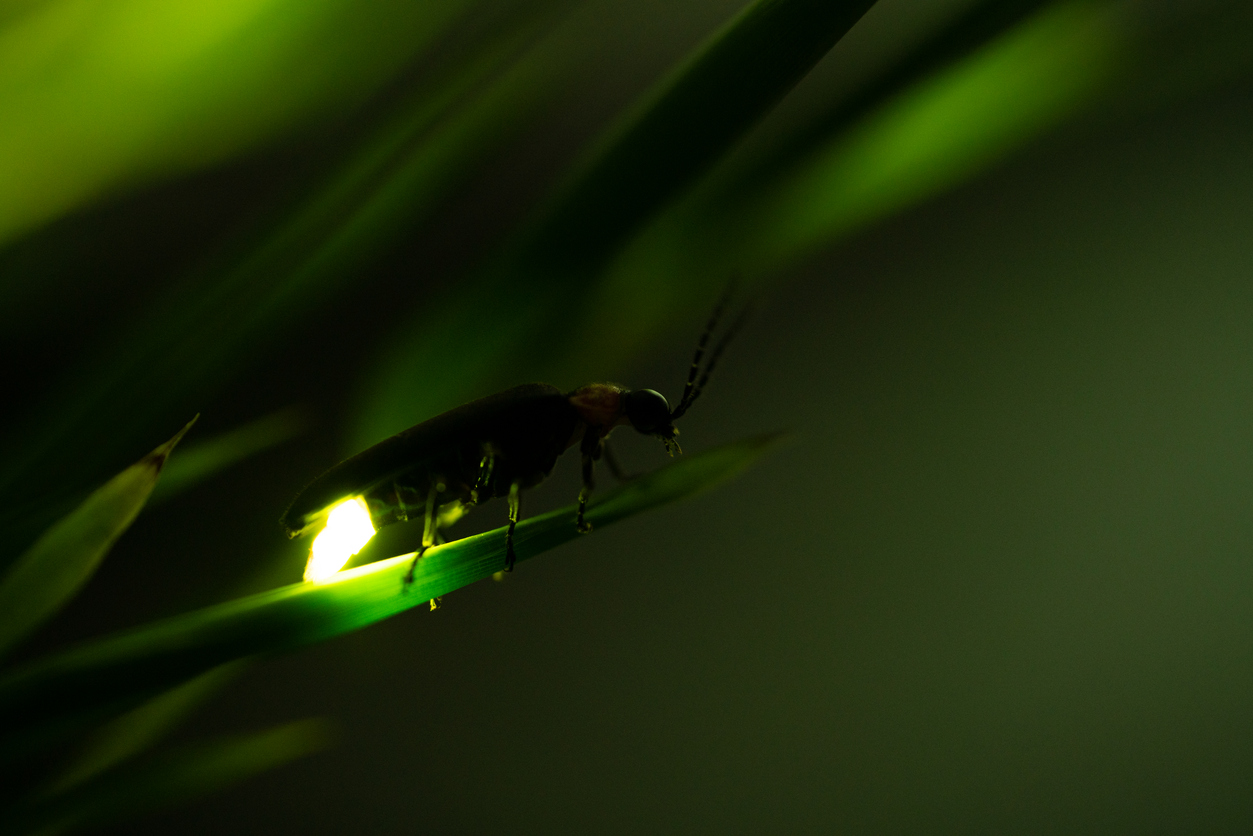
{"left": 4, "top": 0, "right": 1253, "bottom": 832}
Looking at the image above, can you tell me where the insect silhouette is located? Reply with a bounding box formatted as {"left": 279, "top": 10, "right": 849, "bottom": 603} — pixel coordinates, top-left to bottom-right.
{"left": 281, "top": 289, "right": 746, "bottom": 592}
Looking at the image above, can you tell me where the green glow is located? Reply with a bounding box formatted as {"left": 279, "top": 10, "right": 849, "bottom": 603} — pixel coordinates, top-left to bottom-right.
{"left": 304, "top": 498, "right": 375, "bottom": 582}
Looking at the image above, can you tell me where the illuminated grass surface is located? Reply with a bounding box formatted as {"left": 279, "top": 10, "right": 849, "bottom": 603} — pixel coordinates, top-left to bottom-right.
{"left": 0, "top": 434, "right": 781, "bottom": 749}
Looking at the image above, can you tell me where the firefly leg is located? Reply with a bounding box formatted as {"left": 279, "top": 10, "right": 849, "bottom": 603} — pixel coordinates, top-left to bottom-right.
{"left": 505, "top": 479, "right": 522, "bottom": 571}
{"left": 402, "top": 483, "right": 441, "bottom": 595}
{"left": 576, "top": 427, "right": 599, "bottom": 534}
{"left": 424, "top": 484, "right": 445, "bottom": 610}
{"left": 422, "top": 484, "right": 439, "bottom": 549}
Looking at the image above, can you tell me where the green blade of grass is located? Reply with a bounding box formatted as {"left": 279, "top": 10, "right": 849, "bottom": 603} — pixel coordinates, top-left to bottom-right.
{"left": 512, "top": 0, "right": 881, "bottom": 275}
{"left": 41, "top": 663, "right": 244, "bottom": 798}
{"left": 0, "top": 418, "right": 197, "bottom": 659}
{"left": 7, "top": 719, "right": 331, "bottom": 836}
{"left": 0, "top": 433, "right": 781, "bottom": 755}
{"left": 0, "top": 0, "right": 478, "bottom": 250}
{"left": 737, "top": 0, "right": 1126, "bottom": 270}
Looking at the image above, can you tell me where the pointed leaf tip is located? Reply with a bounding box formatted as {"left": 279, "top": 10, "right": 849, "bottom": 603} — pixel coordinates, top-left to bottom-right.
{"left": 0, "top": 418, "right": 200, "bottom": 658}
{"left": 144, "top": 415, "right": 199, "bottom": 476}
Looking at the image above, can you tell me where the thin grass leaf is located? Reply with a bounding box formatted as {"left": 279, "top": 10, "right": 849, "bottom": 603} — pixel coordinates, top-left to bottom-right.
{"left": 738, "top": 0, "right": 1126, "bottom": 270}
{"left": 0, "top": 0, "right": 478, "bottom": 250}
{"left": 353, "top": 0, "right": 879, "bottom": 449}
{"left": 707, "top": 0, "right": 1059, "bottom": 199}
{"left": 7, "top": 719, "right": 331, "bottom": 836}
{"left": 150, "top": 411, "right": 307, "bottom": 502}
{"left": 511, "top": 0, "right": 881, "bottom": 276}
{"left": 41, "top": 663, "right": 244, "bottom": 798}
{"left": 0, "top": 433, "right": 781, "bottom": 753}
{"left": 0, "top": 418, "right": 197, "bottom": 659}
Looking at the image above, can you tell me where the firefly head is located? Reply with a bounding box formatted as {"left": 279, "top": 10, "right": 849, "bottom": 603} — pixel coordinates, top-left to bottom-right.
{"left": 625, "top": 388, "right": 672, "bottom": 434}
{"left": 624, "top": 388, "right": 681, "bottom": 454}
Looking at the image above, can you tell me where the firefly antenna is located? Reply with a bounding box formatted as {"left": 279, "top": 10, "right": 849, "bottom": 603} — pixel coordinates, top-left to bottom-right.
{"left": 671, "top": 281, "right": 747, "bottom": 421}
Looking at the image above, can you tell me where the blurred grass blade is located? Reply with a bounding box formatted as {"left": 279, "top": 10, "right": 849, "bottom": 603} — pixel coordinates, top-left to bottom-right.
{"left": 8, "top": 719, "right": 330, "bottom": 836}
{"left": 0, "top": 0, "right": 478, "bottom": 250}
{"left": 565, "top": 0, "right": 1129, "bottom": 371}
{"left": 150, "top": 410, "right": 307, "bottom": 502}
{"left": 511, "top": 0, "right": 880, "bottom": 275}
{"left": 42, "top": 663, "right": 244, "bottom": 797}
{"left": 0, "top": 433, "right": 781, "bottom": 751}
{"left": 741, "top": 0, "right": 1125, "bottom": 269}
{"left": 354, "top": 0, "right": 879, "bottom": 448}
{"left": 0, "top": 417, "right": 197, "bottom": 659}
{"left": 715, "top": 0, "right": 1058, "bottom": 197}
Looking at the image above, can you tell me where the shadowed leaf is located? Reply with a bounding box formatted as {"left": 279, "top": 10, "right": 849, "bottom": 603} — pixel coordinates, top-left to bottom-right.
{"left": 42, "top": 663, "right": 244, "bottom": 798}
{"left": 511, "top": 0, "right": 881, "bottom": 275}
{"left": 0, "top": 417, "right": 198, "bottom": 659}
{"left": 7, "top": 719, "right": 330, "bottom": 836}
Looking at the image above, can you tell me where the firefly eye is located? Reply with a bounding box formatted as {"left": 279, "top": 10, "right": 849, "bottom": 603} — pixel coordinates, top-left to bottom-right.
{"left": 625, "top": 389, "right": 671, "bottom": 434}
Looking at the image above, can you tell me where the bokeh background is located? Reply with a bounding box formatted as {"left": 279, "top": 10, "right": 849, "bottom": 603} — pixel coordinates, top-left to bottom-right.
{"left": 4, "top": 0, "right": 1253, "bottom": 832}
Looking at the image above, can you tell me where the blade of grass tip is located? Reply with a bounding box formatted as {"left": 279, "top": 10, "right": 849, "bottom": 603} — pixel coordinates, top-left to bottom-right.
{"left": 150, "top": 410, "right": 307, "bottom": 502}
{"left": 0, "top": 417, "right": 199, "bottom": 659}
{"left": 41, "top": 662, "right": 245, "bottom": 798}
{"left": 7, "top": 719, "right": 331, "bottom": 836}
{"left": 0, "top": 433, "right": 784, "bottom": 750}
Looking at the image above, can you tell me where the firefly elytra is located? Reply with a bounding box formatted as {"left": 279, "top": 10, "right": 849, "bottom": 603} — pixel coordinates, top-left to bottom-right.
{"left": 281, "top": 288, "right": 746, "bottom": 590}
